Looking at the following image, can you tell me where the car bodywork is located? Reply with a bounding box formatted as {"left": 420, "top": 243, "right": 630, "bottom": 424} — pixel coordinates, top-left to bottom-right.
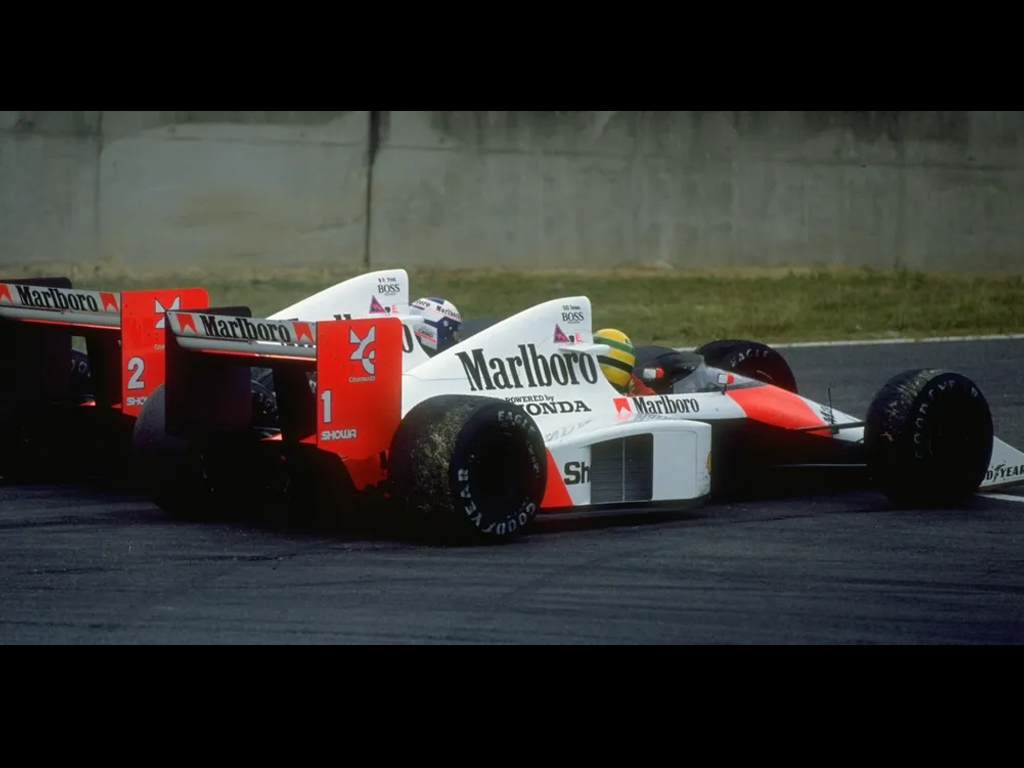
{"left": 154, "top": 294, "right": 714, "bottom": 526}
{"left": 393, "top": 298, "right": 1024, "bottom": 505}
{"left": 394, "top": 295, "right": 716, "bottom": 519}
{"left": 627, "top": 350, "right": 1024, "bottom": 498}
{"left": 145, "top": 288, "right": 1024, "bottom": 543}
{"left": 265, "top": 268, "right": 433, "bottom": 372}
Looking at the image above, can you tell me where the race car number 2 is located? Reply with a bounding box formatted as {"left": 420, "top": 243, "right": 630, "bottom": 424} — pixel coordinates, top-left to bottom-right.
{"left": 127, "top": 356, "right": 146, "bottom": 391}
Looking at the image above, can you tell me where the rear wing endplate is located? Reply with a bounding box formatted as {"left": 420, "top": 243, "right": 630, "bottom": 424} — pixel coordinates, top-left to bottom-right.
{"left": 0, "top": 276, "right": 209, "bottom": 417}
{"left": 162, "top": 307, "right": 404, "bottom": 464}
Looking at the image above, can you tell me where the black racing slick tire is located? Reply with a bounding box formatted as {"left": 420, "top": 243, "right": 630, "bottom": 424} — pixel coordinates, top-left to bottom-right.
{"left": 130, "top": 383, "right": 220, "bottom": 519}
{"left": 132, "top": 382, "right": 298, "bottom": 521}
{"left": 387, "top": 395, "right": 547, "bottom": 545}
{"left": 695, "top": 338, "right": 799, "bottom": 394}
{"left": 864, "top": 369, "right": 993, "bottom": 508}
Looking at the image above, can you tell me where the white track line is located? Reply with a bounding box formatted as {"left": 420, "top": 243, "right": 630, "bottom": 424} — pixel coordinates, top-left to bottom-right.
{"left": 771, "top": 333, "right": 1024, "bottom": 349}
{"left": 675, "top": 333, "right": 1024, "bottom": 352}
{"left": 979, "top": 492, "right": 1024, "bottom": 504}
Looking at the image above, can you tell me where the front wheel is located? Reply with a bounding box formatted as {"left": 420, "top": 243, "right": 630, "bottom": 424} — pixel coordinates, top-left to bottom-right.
{"left": 864, "top": 369, "right": 993, "bottom": 508}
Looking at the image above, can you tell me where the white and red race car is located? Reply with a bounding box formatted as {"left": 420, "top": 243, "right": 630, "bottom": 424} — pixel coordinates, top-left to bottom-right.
{"left": 129, "top": 290, "right": 1024, "bottom": 545}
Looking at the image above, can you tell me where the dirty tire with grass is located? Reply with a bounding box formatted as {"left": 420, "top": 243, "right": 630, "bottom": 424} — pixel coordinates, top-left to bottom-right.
{"left": 387, "top": 395, "right": 547, "bottom": 545}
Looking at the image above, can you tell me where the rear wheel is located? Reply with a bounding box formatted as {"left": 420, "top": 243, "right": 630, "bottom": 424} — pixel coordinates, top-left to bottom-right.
{"left": 695, "top": 339, "right": 798, "bottom": 393}
{"left": 132, "top": 384, "right": 221, "bottom": 519}
{"left": 386, "top": 395, "right": 547, "bottom": 544}
{"left": 132, "top": 383, "right": 285, "bottom": 521}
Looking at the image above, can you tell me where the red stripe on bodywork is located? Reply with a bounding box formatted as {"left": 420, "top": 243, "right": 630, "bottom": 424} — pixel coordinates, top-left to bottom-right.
{"left": 541, "top": 449, "right": 573, "bottom": 508}
{"left": 726, "top": 386, "right": 831, "bottom": 436}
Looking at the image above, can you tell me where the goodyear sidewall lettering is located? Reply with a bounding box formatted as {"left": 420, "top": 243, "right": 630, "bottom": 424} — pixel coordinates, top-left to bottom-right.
{"left": 453, "top": 404, "right": 544, "bottom": 537}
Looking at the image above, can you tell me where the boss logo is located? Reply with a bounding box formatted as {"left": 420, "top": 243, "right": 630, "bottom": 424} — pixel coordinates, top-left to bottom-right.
{"left": 377, "top": 284, "right": 402, "bottom": 295}
{"left": 562, "top": 311, "right": 585, "bottom": 323}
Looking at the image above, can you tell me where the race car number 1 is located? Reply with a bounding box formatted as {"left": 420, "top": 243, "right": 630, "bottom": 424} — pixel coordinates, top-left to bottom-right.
{"left": 321, "top": 389, "right": 333, "bottom": 423}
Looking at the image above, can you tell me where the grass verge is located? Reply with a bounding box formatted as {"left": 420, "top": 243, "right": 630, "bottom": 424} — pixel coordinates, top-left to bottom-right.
{"left": 3, "top": 261, "right": 1023, "bottom": 346}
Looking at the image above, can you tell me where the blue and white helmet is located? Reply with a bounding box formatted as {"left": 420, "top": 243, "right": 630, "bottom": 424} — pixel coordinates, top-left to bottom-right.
{"left": 409, "top": 296, "right": 463, "bottom": 356}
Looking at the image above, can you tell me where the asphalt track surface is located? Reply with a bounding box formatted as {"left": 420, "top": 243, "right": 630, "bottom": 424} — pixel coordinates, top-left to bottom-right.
{"left": 2, "top": 338, "right": 1023, "bottom": 645}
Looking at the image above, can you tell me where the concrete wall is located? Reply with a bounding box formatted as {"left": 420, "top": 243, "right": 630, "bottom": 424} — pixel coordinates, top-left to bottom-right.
{"left": 3, "top": 111, "right": 1023, "bottom": 271}
{"left": 1, "top": 111, "right": 370, "bottom": 267}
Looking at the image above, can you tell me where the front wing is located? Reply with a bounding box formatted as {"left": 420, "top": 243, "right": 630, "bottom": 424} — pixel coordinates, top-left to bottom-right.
{"left": 980, "top": 437, "right": 1024, "bottom": 492}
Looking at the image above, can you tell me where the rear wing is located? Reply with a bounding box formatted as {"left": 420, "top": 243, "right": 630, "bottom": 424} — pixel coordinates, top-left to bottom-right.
{"left": 0, "top": 276, "right": 209, "bottom": 417}
{"left": 162, "top": 307, "right": 404, "bottom": 465}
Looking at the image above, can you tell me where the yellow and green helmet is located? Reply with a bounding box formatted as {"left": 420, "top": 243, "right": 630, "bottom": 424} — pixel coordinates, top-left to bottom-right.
{"left": 594, "top": 328, "right": 636, "bottom": 391}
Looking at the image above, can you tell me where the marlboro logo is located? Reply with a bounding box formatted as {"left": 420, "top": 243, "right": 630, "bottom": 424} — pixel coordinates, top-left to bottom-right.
{"left": 457, "top": 344, "right": 600, "bottom": 392}
{"left": 0, "top": 284, "right": 119, "bottom": 313}
{"left": 172, "top": 313, "right": 317, "bottom": 345}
